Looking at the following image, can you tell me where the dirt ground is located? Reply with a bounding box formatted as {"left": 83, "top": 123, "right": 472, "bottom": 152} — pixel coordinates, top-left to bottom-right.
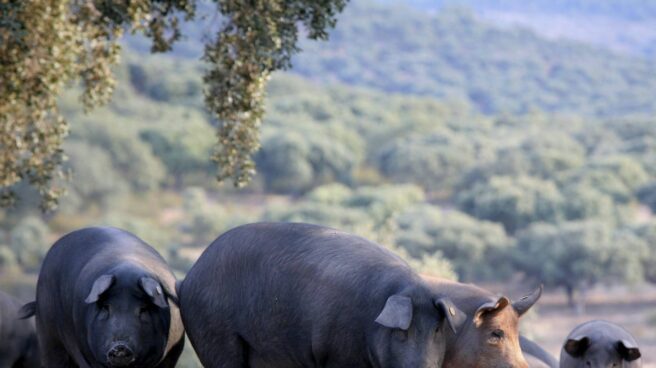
{"left": 498, "top": 283, "right": 656, "bottom": 367}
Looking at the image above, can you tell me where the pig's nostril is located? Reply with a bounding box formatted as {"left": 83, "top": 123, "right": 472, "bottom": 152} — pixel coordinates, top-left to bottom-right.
{"left": 107, "top": 344, "right": 135, "bottom": 366}
{"left": 110, "top": 345, "right": 131, "bottom": 356}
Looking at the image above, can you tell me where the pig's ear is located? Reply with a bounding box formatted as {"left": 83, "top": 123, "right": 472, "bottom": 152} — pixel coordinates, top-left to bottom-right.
{"left": 564, "top": 336, "right": 590, "bottom": 357}
{"left": 375, "top": 295, "right": 413, "bottom": 330}
{"left": 85, "top": 274, "right": 115, "bottom": 304}
{"left": 434, "top": 297, "right": 466, "bottom": 334}
{"left": 474, "top": 296, "right": 510, "bottom": 326}
{"left": 512, "top": 285, "right": 542, "bottom": 317}
{"left": 617, "top": 340, "right": 641, "bottom": 362}
{"left": 139, "top": 277, "right": 169, "bottom": 308}
{"left": 18, "top": 301, "right": 36, "bottom": 319}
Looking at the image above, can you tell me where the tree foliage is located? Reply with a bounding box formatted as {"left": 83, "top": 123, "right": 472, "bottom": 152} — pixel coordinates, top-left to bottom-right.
{"left": 405, "top": 0, "right": 656, "bottom": 20}
{"left": 205, "top": 0, "right": 347, "bottom": 187}
{"left": 264, "top": 183, "right": 426, "bottom": 230}
{"left": 457, "top": 176, "right": 566, "bottom": 234}
{"left": 72, "top": 121, "right": 166, "bottom": 192}
{"left": 394, "top": 205, "right": 512, "bottom": 281}
{"left": 293, "top": 1, "right": 656, "bottom": 116}
{"left": 563, "top": 156, "right": 649, "bottom": 204}
{"left": 256, "top": 128, "right": 360, "bottom": 193}
{"left": 377, "top": 130, "right": 478, "bottom": 194}
{"left": 0, "top": 245, "right": 19, "bottom": 274}
{"left": 514, "top": 221, "right": 647, "bottom": 306}
{"left": 140, "top": 120, "right": 214, "bottom": 187}
{"left": 61, "top": 141, "right": 128, "bottom": 211}
{"left": 633, "top": 221, "right": 656, "bottom": 284}
{"left": 8, "top": 215, "right": 51, "bottom": 272}
{"left": 0, "top": 0, "right": 348, "bottom": 209}
{"left": 180, "top": 187, "right": 227, "bottom": 247}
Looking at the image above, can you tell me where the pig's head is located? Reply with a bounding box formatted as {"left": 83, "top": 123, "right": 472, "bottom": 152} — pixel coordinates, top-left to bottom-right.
{"left": 83, "top": 267, "right": 176, "bottom": 368}
{"left": 371, "top": 287, "right": 466, "bottom": 368}
{"left": 560, "top": 322, "right": 642, "bottom": 368}
{"left": 442, "top": 286, "right": 543, "bottom": 368}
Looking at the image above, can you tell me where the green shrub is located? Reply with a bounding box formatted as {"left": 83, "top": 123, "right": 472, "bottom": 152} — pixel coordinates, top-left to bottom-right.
{"left": 514, "top": 221, "right": 647, "bottom": 305}
{"left": 71, "top": 121, "right": 166, "bottom": 192}
{"left": 306, "top": 183, "right": 353, "bottom": 205}
{"left": 377, "top": 129, "right": 478, "bottom": 193}
{"left": 62, "top": 141, "right": 129, "bottom": 211}
{"left": 457, "top": 176, "right": 565, "bottom": 234}
{"left": 0, "top": 245, "right": 19, "bottom": 274}
{"left": 395, "top": 205, "right": 511, "bottom": 281}
{"left": 9, "top": 216, "right": 51, "bottom": 272}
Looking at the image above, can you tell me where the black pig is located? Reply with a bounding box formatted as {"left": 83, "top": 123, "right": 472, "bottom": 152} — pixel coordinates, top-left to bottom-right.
{"left": 20, "top": 227, "right": 184, "bottom": 368}
{"left": 179, "top": 222, "right": 466, "bottom": 368}
{"left": 0, "top": 290, "right": 40, "bottom": 367}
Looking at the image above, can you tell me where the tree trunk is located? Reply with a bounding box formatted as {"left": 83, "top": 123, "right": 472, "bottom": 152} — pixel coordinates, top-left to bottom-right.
{"left": 566, "top": 285, "right": 575, "bottom": 309}
{"left": 575, "top": 287, "right": 587, "bottom": 316}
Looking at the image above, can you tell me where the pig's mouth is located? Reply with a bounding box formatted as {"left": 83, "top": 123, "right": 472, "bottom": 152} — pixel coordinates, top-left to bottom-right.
{"left": 106, "top": 343, "right": 136, "bottom": 367}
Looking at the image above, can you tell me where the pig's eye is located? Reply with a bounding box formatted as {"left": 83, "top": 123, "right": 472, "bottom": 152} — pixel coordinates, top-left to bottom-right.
{"left": 488, "top": 329, "right": 504, "bottom": 344}
{"left": 492, "top": 329, "right": 504, "bottom": 338}
{"left": 138, "top": 306, "right": 150, "bottom": 322}
{"left": 392, "top": 329, "right": 408, "bottom": 342}
{"left": 98, "top": 304, "right": 110, "bottom": 317}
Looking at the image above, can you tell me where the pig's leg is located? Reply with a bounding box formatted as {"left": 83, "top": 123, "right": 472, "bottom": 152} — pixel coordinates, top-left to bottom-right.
{"left": 194, "top": 332, "right": 249, "bottom": 368}
{"left": 38, "top": 339, "right": 77, "bottom": 368}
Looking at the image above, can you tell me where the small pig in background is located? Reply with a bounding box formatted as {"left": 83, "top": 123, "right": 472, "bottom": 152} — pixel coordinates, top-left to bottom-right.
{"left": 560, "top": 320, "right": 641, "bottom": 368}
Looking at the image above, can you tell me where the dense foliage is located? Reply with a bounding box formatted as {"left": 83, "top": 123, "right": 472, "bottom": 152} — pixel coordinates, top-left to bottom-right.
{"left": 0, "top": 0, "right": 347, "bottom": 208}
{"left": 514, "top": 221, "right": 647, "bottom": 307}
{"left": 3, "top": 48, "right": 656, "bottom": 296}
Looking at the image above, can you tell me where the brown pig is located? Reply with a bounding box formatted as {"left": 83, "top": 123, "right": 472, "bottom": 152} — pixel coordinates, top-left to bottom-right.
{"left": 422, "top": 276, "right": 542, "bottom": 368}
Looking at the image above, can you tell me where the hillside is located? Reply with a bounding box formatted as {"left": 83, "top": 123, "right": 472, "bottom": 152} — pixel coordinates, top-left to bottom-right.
{"left": 389, "top": 0, "right": 656, "bottom": 20}
{"left": 291, "top": 1, "right": 656, "bottom": 116}
{"left": 384, "top": 0, "right": 656, "bottom": 59}
{"left": 122, "top": 1, "right": 656, "bottom": 117}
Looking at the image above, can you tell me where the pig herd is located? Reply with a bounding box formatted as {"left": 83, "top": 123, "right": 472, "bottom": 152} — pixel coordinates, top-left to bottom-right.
{"left": 0, "top": 223, "right": 644, "bottom": 367}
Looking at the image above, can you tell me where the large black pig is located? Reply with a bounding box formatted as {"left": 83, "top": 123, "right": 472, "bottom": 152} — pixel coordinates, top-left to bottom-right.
{"left": 20, "top": 227, "right": 184, "bottom": 368}
{"left": 179, "top": 222, "right": 467, "bottom": 368}
{"left": 0, "top": 290, "right": 40, "bottom": 367}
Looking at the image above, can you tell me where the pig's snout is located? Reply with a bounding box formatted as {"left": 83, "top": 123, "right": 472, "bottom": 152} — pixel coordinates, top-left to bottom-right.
{"left": 106, "top": 343, "right": 135, "bottom": 367}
